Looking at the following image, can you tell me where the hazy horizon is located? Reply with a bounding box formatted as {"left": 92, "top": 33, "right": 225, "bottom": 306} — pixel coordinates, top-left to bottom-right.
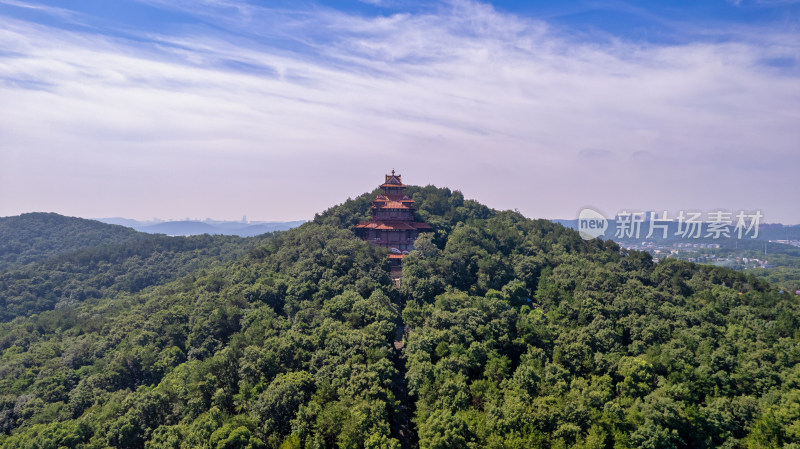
{"left": 2, "top": 0, "right": 799, "bottom": 223}
{"left": 4, "top": 207, "right": 799, "bottom": 227}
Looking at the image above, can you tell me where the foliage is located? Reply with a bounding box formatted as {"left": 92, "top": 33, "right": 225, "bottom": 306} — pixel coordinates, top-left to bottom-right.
{"left": 0, "top": 220, "right": 398, "bottom": 448}
{"left": 1, "top": 188, "right": 799, "bottom": 449}
{"left": 0, "top": 213, "right": 139, "bottom": 269}
{"left": 0, "top": 224, "right": 272, "bottom": 322}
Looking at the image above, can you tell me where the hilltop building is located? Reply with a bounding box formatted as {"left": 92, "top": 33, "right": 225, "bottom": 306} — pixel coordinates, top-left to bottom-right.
{"left": 354, "top": 171, "right": 433, "bottom": 274}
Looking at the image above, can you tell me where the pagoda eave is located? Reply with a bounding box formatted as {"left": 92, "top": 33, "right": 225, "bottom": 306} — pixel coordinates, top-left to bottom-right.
{"left": 373, "top": 203, "right": 413, "bottom": 210}
{"left": 355, "top": 221, "right": 423, "bottom": 231}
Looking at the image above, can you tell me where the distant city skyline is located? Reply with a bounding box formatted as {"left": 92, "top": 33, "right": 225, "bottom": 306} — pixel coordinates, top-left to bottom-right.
{"left": 1, "top": 0, "right": 799, "bottom": 223}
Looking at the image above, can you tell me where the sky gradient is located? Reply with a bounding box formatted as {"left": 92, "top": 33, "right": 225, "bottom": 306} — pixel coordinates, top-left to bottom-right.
{"left": 1, "top": 0, "right": 799, "bottom": 223}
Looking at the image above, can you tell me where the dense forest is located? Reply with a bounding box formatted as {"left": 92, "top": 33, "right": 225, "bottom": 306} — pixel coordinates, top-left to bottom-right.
{"left": 0, "top": 187, "right": 798, "bottom": 448}
{"left": 0, "top": 213, "right": 140, "bottom": 269}
{"left": 0, "top": 214, "right": 273, "bottom": 322}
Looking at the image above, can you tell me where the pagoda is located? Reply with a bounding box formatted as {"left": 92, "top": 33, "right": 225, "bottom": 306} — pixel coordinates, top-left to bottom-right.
{"left": 354, "top": 171, "right": 433, "bottom": 266}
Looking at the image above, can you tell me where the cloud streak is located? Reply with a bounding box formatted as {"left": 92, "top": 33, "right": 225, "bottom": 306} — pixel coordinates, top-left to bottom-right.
{"left": 1, "top": 0, "right": 799, "bottom": 222}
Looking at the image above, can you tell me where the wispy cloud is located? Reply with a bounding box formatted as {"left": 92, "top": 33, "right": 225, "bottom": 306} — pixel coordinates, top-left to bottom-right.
{"left": 0, "top": 0, "right": 79, "bottom": 20}
{"left": 0, "top": 0, "right": 798, "bottom": 222}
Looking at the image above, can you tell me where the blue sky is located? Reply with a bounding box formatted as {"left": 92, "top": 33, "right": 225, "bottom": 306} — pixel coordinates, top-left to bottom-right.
{"left": 1, "top": 0, "right": 799, "bottom": 223}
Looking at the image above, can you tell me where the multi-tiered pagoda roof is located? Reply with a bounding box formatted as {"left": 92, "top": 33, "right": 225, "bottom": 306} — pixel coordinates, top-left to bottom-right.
{"left": 354, "top": 171, "right": 432, "bottom": 251}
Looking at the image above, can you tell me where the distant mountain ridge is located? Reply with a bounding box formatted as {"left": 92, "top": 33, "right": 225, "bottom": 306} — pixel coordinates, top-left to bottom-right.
{"left": 97, "top": 217, "right": 306, "bottom": 237}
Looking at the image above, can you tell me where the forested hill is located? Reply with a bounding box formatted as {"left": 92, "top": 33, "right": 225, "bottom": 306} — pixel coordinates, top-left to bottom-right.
{"left": 1, "top": 187, "right": 799, "bottom": 448}
{"left": 0, "top": 214, "right": 275, "bottom": 322}
{"left": 0, "top": 213, "right": 140, "bottom": 269}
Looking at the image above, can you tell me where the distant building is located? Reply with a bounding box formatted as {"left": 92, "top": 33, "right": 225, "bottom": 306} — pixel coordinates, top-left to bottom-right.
{"left": 354, "top": 171, "right": 433, "bottom": 274}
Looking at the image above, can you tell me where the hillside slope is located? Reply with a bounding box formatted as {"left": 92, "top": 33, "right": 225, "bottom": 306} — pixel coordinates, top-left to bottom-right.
{"left": 0, "top": 187, "right": 797, "bottom": 449}
{"left": 0, "top": 213, "right": 139, "bottom": 269}
{"left": 0, "top": 215, "right": 276, "bottom": 321}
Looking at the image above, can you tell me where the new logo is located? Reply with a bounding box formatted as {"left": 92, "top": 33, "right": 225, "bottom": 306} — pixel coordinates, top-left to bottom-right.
{"left": 578, "top": 208, "right": 608, "bottom": 240}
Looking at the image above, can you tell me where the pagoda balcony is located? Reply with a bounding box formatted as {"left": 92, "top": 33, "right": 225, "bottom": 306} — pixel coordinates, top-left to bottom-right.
{"left": 365, "top": 238, "right": 416, "bottom": 246}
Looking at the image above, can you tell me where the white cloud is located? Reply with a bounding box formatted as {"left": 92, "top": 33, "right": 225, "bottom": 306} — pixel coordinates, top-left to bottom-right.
{"left": 0, "top": 0, "right": 79, "bottom": 20}
{"left": 1, "top": 1, "right": 799, "bottom": 222}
